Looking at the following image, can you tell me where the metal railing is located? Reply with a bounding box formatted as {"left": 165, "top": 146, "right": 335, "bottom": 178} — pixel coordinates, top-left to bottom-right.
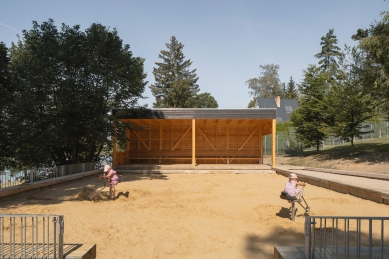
{"left": 305, "top": 216, "right": 389, "bottom": 259}
{"left": 0, "top": 214, "right": 64, "bottom": 259}
{"left": 0, "top": 162, "right": 101, "bottom": 189}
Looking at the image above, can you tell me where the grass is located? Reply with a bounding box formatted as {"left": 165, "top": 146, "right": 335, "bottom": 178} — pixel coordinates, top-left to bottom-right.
{"left": 281, "top": 137, "right": 389, "bottom": 166}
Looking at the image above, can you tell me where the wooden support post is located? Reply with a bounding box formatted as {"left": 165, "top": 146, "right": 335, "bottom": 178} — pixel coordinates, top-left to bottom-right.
{"left": 271, "top": 119, "right": 276, "bottom": 167}
{"left": 192, "top": 119, "right": 196, "bottom": 168}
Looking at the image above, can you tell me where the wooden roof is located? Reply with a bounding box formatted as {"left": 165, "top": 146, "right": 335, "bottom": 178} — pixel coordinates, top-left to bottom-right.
{"left": 115, "top": 108, "right": 277, "bottom": 120}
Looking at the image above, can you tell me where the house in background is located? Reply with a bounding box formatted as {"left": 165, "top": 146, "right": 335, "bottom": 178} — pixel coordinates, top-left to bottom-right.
{"left": 255, "top": 96, "right": 298, "bottom": 122}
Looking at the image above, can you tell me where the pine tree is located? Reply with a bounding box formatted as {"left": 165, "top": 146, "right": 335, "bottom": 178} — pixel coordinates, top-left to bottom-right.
{"left": 314, "top": 29, "right": 343, "bottom": 76}
{"left": 150, "top": 36, "right": 199, "bottom": 108}
{"left": 284, "top": 76, "right": 298, "bottom": 99}
{"left": 326, "top": 46, "right": 378, "bottom": 149}
{"left": 291, "top": 65, "right": 330, "bottom": 152}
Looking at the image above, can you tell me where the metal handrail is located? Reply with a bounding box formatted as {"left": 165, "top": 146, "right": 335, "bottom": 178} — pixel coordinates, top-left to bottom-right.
{"left": 0, "top": 214, "right": 64, "bottom": 259}
{"left": 305, "top": 216, "right": 389, "bottom": 259}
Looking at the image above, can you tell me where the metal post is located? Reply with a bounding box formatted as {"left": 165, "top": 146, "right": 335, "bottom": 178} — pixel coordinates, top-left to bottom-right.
{"left": 305, "top": 217, "right": 311, "bottom": 259}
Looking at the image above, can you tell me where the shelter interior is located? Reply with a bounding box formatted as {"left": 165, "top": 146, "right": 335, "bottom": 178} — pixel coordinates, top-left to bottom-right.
{"left": 115, "top": 118, "right": 275, "bottom": 165}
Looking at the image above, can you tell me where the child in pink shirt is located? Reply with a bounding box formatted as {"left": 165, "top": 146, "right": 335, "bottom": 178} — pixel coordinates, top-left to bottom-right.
{"left": 284, "top": 173, "right": 306, "bottom": 197}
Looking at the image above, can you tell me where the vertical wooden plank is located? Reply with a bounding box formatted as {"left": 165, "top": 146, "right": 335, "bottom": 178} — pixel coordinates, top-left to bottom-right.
{"left": 272, "top": 119, "right": 276, "bottom": 167}
{"left": 159, "top": 124, "right": 162, "bottom": 150}
{"left": 113, "top": 121, "right": 117, "bottom": 167}
{"left": 192, "top": 119, "right": 196, "bottom": 167}
{"left": 226, "top": 125, "right": 229, "bottom": 150}
{"left": 259, "top": 123, "right": 263, "bottom": 164}
{"left": 126, "top": 126, "right": 131, "bottom": 164}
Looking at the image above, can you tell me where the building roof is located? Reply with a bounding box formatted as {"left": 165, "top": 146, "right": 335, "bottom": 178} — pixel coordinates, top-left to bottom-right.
{"left": 115, "top": 108, "right": 276, "bottom": 120}
{"left": 256, "top": 97, "right": 298, "bottom": 122}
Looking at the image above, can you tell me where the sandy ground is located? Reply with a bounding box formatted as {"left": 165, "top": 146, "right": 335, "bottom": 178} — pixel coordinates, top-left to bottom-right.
{"left": 1, "top": 173, "right": 389, "bottom": 259}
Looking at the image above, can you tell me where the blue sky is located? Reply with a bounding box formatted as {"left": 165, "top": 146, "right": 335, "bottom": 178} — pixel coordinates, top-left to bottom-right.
{"left": 1, "top": 0, "right": 388, "bottom": 108}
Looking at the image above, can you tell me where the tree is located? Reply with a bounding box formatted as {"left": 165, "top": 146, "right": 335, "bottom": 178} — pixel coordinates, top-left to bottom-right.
{"left": 0, "top": 42, "right": 16, "bottom": 169}
{"left": 284, "top": 76, "right": 299, "bottom": 99}
{"left": 247, "top": 98, "right": 256, "bottom": 108}
{"left": 358, "top": 11, "right": 389, "bottom": 119}
{"left": 150, "top": 36, "right": 199, "bottom": 108}
{"left": 196, "top": 92, "right": 218, "bottom": 108}
{"left": 291, "top": 65, "right": 330, "bottom": 152}
{"left": 246, "top": 64, "right": 284, "bottom": 98}
{"left": 7, "top": 19, "right": 147, "bottom": 167}
{"left": 325, "top": 46, "right": 378, "bottom": 149}
{"left": 314, "top": 29, "right": 343, "bottom": 76}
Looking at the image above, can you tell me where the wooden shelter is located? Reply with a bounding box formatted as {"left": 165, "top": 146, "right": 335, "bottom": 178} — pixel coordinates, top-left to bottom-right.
{"left": 113, "top": 108, "right": 277, "bottom": 167}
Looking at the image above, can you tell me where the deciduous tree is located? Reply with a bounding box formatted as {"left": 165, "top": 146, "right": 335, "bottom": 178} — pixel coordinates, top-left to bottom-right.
{"left": 246, "top": 64, "right": 284, "bottom": 98}
{"left": 196, "top": 92, "right": 218, "bottom": 108}
{"left": 7, "top": 19, "right": 147, "bottom": 167}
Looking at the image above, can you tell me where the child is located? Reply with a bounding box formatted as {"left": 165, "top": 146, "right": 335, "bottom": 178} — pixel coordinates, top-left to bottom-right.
{"left": 103, "top": 165, "right": 119, "bottom": 199}
{"left": 284, "top": 173, "right": 306, "bottom": 198}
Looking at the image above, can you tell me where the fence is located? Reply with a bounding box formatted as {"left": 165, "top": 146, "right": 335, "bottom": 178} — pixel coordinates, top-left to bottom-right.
{"left": 263, "top": 121, "right": 389, "bottom": 155}
{"left": 0, "top": 214, "right": 64, "bottom": 259}
{"left": 305, "top": 216, "right": 389, "bottom": 259}
{"left": 0, "top": 161, "right": 101, "bottom": 189}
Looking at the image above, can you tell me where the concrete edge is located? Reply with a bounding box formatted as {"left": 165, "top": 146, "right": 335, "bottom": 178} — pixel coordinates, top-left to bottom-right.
{"left": 304, "top": 167, "right": 389, "bottom": 181}
{"left": 64, "top": 243, "right": 96, "bottom": 259}
{"left": 0, "top": 169, "right": 103, "bottom": 198}
{"left": 117, "top": 169, "right": 275, "bottom": 174}
{"left": 273, "top": 167, "right": 389, "bottom": 205}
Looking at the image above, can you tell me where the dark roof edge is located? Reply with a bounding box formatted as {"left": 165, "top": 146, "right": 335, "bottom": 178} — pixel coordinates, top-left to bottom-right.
{"left": 114, "top": 108, "right": 277, "bottom": 119}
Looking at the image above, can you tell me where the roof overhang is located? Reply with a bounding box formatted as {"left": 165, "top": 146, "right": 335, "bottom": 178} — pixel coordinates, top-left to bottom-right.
{"left": 115, "top": 108, "right": 277, "bottom": 120}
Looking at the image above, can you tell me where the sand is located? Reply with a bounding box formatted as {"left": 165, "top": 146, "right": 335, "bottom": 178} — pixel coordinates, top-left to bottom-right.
{"left": 1, "top": 173, "right": 389, "bottom": 258}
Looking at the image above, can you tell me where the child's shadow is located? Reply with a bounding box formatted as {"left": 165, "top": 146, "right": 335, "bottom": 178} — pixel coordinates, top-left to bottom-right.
{"left": 116, "top": 191, "right": 130, "bottom": 199}
{"left": 276, "top": 207, "right": 290, "bottom": 219}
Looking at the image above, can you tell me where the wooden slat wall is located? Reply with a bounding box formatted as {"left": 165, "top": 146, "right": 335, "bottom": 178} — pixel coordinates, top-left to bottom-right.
{"left": 121, "top": 119, "right": 272, "bottom": 164}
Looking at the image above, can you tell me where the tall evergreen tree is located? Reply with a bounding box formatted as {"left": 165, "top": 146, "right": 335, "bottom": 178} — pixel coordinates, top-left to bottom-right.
{"left": 326, "top": 46, "right": 377, "bottom": 149}
{"left": 150, "top": 36, "right": 199, "bottom": 108}
{"left": 291, "top": 65, "right": 330, "bottom": 152}
{"left": 284, "top": 76, "right": 299, "bottom": 99}
{"left": 314, "top": 29, "right": 343, "bottom": 76}
{"left": 358, "top": 11, "right": 389, "bottom": 119}
{"left": 246, "top": 64, "right": 284, "bottom": 98}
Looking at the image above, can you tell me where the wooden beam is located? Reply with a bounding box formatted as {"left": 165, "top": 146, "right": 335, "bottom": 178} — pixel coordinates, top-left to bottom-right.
{"left": 272, "top": 119, "right": 276, "bottom": 167}
{"left": 239, "top": 125, "right": 259, "bottom": 151}
{"left": 196, "top": 126, "right": 217, "bottom": 150}
{"left": 192, "top": 119, "right": 196, "bottom": 167}
{"left": 131, "top": 128, "right": 150, "bottom": 151}
{"left": 172, "top": 125, "right": 192, "bottom": 150}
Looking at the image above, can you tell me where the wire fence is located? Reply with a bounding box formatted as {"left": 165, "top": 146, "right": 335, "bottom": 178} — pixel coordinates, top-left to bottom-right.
{"left": 0, "top": 162, "right": 102, "bottom": 189}
{"left": 263, "top": 121, "right": 389, "bottom": 155}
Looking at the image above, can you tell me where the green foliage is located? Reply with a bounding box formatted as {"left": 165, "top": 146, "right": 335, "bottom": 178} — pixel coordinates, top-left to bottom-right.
{"left": 247, "top": 98, "right": 256, "bottom": 108}
{"left": 150, "top": 36, "right": 199, "bottom": 108}
{"left": 314, "top": 29, "right": 343, "bottom": 76}
{"left": 6, "top": 19, "right": 147, "bottom": 168}
{"left": 291, "top": 65, "right": 330, "bottom": 151}
{"left": 196, "top": 92, "right": 218, "bottom": 108}
{"left": 325, "top": 46, "right": 378, "bottom": 149}
{"left": 359, "top": 11, "right": 389, "bottom": 120}
{"left": 0, "top": 42, "right": 17, "bottom": 170}
{"left": 246, "top": 64, "right": 284, "bottom": 98}
{"left": 284, "top": 76, "right": 299, "bottom": 100}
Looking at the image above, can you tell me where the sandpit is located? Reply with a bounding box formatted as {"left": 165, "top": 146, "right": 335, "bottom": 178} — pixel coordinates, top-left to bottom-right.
{"left": 1, "top": 173, "right": 388, "bottom": 258}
